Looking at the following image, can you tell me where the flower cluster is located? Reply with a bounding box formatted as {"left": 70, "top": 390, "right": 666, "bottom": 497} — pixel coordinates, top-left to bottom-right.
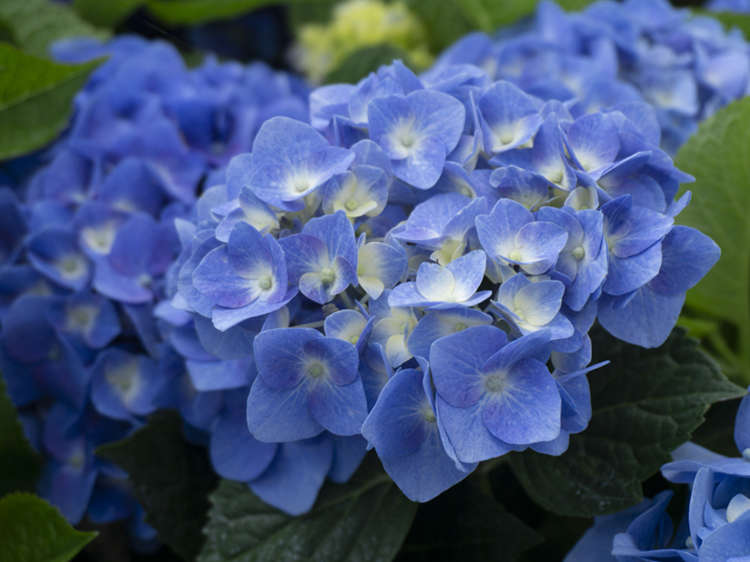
{"left": 566, "top": 389, "right": 750, "bottom": 562}
{"left": 171, "top": 55, "right": 719, "bottom": 510}
{"left": 0, "top": 35, "right": 308, "bottom": 539}
{"left": 291, "top": 0, "right": 433, "bottom": 83}
{"left": 431, "top": 0, "right": 750, "bottom": 153}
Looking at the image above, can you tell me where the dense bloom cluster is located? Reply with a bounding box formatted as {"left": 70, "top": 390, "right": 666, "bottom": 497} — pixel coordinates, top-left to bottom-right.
{"left": 170, "top": 53, "right": 719, "bottom": 510}
{"left": 432, "top": 0, "right": 750, "bottom": 153}
{"left": 0, "top": 35, "right": 307, "bottom": 538}
{"left": 566, "top": 389, "right": 750, "bottom": 561}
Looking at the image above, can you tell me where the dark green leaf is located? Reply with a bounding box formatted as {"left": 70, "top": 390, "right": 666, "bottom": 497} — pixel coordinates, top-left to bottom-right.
{"left": 73, "top": 0, "right": 144, "bottom": 28}
{"left": 0, "top": 493, "right": 97, "bottom": 562}
{"left": 674, "top": 97, "right": 750, "bottom": 385}
{"left": 404, "top": 0, "right": 474, "bottom": 52}
{"left": 145, "top": 0, "right": 330, "bottom": 26}
{"left": 0, "top": 375, "right": 42, "bottom": 496}
{"left": 397, "top": 480, "right": 541, "bottom": 562}
{"left": 455, "top": 0, "right": 595, "bottom": 35}
{"left": 199, "top": 455, "right": 417, "bottom": 562}
{"left": 323, "top": 44, "right": 410, "bottom": 84}
{"left": 0, "top": 44, "right": 101, "bottom": 159}
{"left": 692, "top": 396, "right": 744, "bottom": 457}
{"left": 287, "top": 0, "right": 340, "bottom": 31}
{"left": 97, "top": 411, "right": 218, "bottom": 561}
{"left": 145, "top": 0, "right": 267, "bottom": 25}
{"left": 0, "top": 0, "right": 107, "bottom": 58}
{"left": 509, "top": 327, "right": 744, "bottom": 517}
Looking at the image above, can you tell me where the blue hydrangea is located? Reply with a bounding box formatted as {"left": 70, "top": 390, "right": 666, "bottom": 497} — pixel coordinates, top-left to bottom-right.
{"left": 566, "top": 388, "right": 750, "bottom": 562}
{"left": 170, "top": 50, "right": 718, "bottom": 509}
{"left": 0, "top": 34, "right": 308, "bottom": 541}
{"left": 429, "top": 0, "right": 750, "bottom": 154}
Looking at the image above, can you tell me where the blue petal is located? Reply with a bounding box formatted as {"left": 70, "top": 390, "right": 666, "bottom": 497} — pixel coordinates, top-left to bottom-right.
{"left": 430, "top": 325, "right": 508, "bottom": 408}
{"left": 192, "top": 246, "right": 256, "bottom": 308}
{"left": 186, "top": 358, "right": 252, "bottom": 391}
{"left": 603, "top": 242, "right": 662, "bottom": 296}
{"left": 210, "top": 408, "right": 276, "bottom": 481}
{"left": 408, "top": 308, "right": 492, "bottom": 359}
{"left": 598, "top": 288, "right": 685, "bottom": 348}
{"left": 368, "top": 90, "right": 464, "bottom": 189}
{"left": 328, "top": 435, "right": 367, "bottom": 483}
{"left": 253, "top": 327, "right": 320, "bottom": 390}
{"left": 362, "top": 369, "right": 474, "bottom": 502}
{"left": 308, "top": 379, "right": 368, "bottom": 436}
{"left": 481, "top": 359, "right": 561, "bottom": 445}
{"left": 436, "top": 397, "right": 512, "bottom": 463}
{"left": 249, "top": 436, "right": 333, "bottom": 515}
{"left": 38, "top": 461, "right": 98, "bottom": 524}
{"left": 648, "top": 226, "right": 720, "bottom": 297}
{"left": 302, "top": 211, "right": 358, "bottom": 270}
{"left": 210, "top": 288, "right": 297, "bottom": 331}
{"left": 478, "top": 81, "right": 542, "bottom": 153}
{"left": 246, "top": 375, "right": 323, "bottom": 442}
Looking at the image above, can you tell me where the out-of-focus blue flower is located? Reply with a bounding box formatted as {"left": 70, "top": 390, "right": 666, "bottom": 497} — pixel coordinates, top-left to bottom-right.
{"left": 567, "top": 389, "right": 750, "bottom": 561}
{"left": 430, "top": 0, "right": 750, "bottom": 154}
{"left": 0, "top": 32, "right": 309, "bottom": 540}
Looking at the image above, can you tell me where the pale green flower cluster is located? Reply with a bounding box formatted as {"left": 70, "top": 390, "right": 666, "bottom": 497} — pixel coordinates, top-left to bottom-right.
{"left": 292, "top": 0, "right": 432, "bottom": 83}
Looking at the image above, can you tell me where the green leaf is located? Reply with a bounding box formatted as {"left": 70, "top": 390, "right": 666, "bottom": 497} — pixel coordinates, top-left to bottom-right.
{"left": 455, "top": 0, "right": 595, "bottom": 35}
{"left": 144, "top": 0, "right": 264, "bottom": 25}
{"left": 404, "top": 0, "right": 475, "bottom": 52}
{"left": 146, "top": 0, "right": 330, "bottom": 26}
{"left": 0, "top": 376, "right": 42, "bottom": 496}
{"left": 73, "top": 0, "right": 144, "bottom": 28}
{"left": 397, "top": 480, "right": 541, "bottom": 561}
{"left": 674, "top": 97, "right": 750, "bottom": 384}
{"left": 287, "top": 0, "right": 340, "bottom": 31}
{"left": 199, "top": 455, "right": 417, "bottom": 562}
{"left": 509, "top": 327, "right": 744, "bottom": 518}
{"left": 0, "top": 0, "right": 107, "bottom": 58}
{"left": 323, "top": 44, "right": 411, "bottom": 84}
{"left": 0, "top": 493, "right": 97, "bottom": 562}
{"left": 0, "top": 44, "right": 101, "bottom": 160}
{"left": 97, "top": 411, "right": 218, "bottom": 561}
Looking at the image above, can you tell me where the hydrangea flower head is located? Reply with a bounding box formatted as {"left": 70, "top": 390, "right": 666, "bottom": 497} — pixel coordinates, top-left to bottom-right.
{"left": 166, "top": 46, "right": 720, "bottom": 509}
